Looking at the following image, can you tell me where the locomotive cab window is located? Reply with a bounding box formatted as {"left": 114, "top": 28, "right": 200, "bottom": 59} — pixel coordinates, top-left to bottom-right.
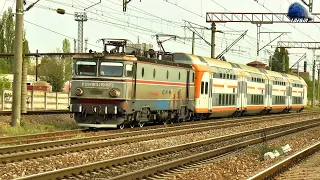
{"left": 75, "top": 61, "right": 97, "bottom": 76}
{"left": 100, "top": 62, "right": 123, "bottom": 77}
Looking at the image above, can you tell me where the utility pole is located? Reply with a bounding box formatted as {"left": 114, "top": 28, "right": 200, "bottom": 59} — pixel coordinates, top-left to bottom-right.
{"left": 74, "top": 12, "right": 88, "bottom": 53}
{"left": 312, "top": 50, "right": 316, "bottom": 107}
{"left": 282, "top": 52, "right": 286, "bottom": 73}
{"left": 269, "top": 56, "right": 272, "bottom": 71}
{"left": 11, "top": 0, "right": 24, "bottom": 126}
{"left": 21, "top": 60, "right": 27, "bottom": 114}
{"left": 84, "top": 38, "right": 88, "bottom": 53}
{"left": 73, "top": 39, "right": 77, "bottom": 53}
{"left": 317, "top": 55, "right": 320, "bottom": 106}
{"left": 192, "top": 32, "right": 195, "bottom": 55}
{"left": 211, "top": 23, "right": 216, "bottom": 58}
{"left": 35, "top": 49, "right": 39, "bottom": 81}
{"left": 297, "top": 62, "right": 300, "bottom": 77}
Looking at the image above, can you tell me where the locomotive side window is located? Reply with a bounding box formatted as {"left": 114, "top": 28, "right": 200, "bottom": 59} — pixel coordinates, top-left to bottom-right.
{"left": 166, "top": 70, "right": 169, "bottom": 79}
{"left": 153, "top": 69, "right": 156, "bottom": 78}
{"left": 100, "top": 62, "right": 123, "bottom": 77}
{"left": 75, "top": 61, "right": 97, "bottom": 76}
{"left": 142, "top": 67, "right": 145, "bottom": 77}
{"left": 125, "top": 64, "right": 133, "bottom": 77}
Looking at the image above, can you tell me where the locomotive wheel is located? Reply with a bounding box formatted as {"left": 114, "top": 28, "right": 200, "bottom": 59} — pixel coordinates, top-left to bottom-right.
{"left": 138, "top": 122, "right": 145, "bottom": 127}
{"left": 119, "top": 123, "right": 125, "bottom": 129}
{"left": 130, "top": 122, "right": 135, "bottom": 128}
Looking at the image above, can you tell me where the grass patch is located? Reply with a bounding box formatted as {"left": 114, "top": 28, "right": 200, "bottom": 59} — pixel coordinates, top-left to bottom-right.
{"left": 0, "top": 120, "right": 79, "bottom": 136}
{"left": 251, "top": 143, "right": 284, "bottom": 161}
{"left": 306, "top": 106, "right": 320, "bottom": 111}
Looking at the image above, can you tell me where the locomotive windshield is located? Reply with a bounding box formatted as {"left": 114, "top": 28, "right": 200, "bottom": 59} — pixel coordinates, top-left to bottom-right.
{"left": 100, "top": 62, "right": 123, "bottom": 77}
{"left": 75, "top": 61, "right": 97, "bottom": 76}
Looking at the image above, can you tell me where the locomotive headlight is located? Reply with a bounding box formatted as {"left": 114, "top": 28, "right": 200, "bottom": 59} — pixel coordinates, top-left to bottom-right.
{"left": 109, "top": 88, "right": 120, "bottom": 97}
{"left": 75, "top": 87, "right": 84, "bottom": 96}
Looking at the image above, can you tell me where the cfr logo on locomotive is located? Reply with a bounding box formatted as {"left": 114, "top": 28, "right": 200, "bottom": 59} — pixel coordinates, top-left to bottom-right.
{"left": 82, "top": 82, "right": 114, "bottom": 88}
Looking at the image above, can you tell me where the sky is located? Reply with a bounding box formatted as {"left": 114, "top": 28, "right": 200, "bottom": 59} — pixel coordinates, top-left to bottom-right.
{"left": 1, "top": 0, "right": 320, "bottom": 73}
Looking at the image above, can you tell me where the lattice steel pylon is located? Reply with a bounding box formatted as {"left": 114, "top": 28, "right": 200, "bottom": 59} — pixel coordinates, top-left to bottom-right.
{"left": 75, "top": 12, "right": 88, "bottom": 53}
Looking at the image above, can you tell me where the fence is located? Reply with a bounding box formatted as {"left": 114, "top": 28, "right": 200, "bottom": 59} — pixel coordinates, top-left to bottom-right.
{"left": 0, "top": 89, "right": 70, "bottom": 112}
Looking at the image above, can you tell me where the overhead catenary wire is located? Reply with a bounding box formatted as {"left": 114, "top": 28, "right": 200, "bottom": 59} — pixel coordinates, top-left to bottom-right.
{"left": 6, "top": 0, "right": 259, "bottom": 60}
{"left": 31, "top": 0, "right": 254, "bottom": 56}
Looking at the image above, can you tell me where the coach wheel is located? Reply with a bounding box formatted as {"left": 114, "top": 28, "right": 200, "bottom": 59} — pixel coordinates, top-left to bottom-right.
{"left": 119, "top": 124, "right": 125, "bottom": 129}
{"left": 138, "top": 122, "right": 145, "bottom": 127}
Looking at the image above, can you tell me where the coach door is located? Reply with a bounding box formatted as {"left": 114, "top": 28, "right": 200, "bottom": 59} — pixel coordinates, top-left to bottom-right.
{"left": 287, "top": 83, "right": 292, "bottom": 108}
{"left": 200, "top": 72, "right": 210, "bottom": 111}
{"left": 208, "top": 73, "right": 213, "bottom": 112}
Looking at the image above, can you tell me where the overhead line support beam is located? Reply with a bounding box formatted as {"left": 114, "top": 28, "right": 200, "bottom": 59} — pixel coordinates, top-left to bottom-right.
{"left": 206, "top": 12, "right": 320, "bottom": 23}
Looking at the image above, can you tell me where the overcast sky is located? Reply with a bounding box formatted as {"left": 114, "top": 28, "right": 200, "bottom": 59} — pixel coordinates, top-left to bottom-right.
{"left": 1, "top": 0, "right": 319, "bottom": 72}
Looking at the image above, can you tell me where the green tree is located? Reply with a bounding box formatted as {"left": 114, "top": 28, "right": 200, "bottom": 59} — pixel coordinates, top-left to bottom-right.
{"left": 0, "top": 7, "right": 30, "bottom": 73}
{"left": 269, "top": 47, "right": 290, "bottom": 73}
{"left": 300, "top": 75, "right": 318, "bottom": 101}
{"left": 37, "top": 39, "right": 73, "bottom": 91}
{"left": 0, "top": 17, "right": 4, "bottom": 53}
{"left": 3, "top": 7, "right": 15, "bottom": 53}
{"left": 0, "top": 75, "right": 11, "bottom": 89}
{"left": 62, "top": 38, "right": 72, "bottom": 82}
{"left": 62, "top": 38, "right": 71, "bottom": 53}
{"left": 38, "top": 56, "right": 65, "bottom": 91}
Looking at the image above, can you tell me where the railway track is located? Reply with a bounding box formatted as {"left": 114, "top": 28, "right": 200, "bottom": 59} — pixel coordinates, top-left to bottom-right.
{"left": 0, "top": 110, "right": 69, "bottom": 116}
{"left": 248, "top": 141, "right": 320, "bottom": 180}
{"left": 0, "top": 111, "right": 316, "bottom": 146}
{"left": 14, "top": 117, "right": 320, "bottom": 180}
{"left": 0, "top": 112, "right": 317, "bottom": 164}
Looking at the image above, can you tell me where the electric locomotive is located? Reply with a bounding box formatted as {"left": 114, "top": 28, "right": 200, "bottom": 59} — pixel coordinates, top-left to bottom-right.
{"left": 69, "top": 39, "right": 194, "bottom": 129}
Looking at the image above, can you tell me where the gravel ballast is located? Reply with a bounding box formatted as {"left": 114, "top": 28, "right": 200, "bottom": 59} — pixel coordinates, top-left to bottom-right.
{"left": 166, "top": 126, "right": 320, "bottom": 180}
{"left": 0, "top": 115, "right": 319, "bottom": 179}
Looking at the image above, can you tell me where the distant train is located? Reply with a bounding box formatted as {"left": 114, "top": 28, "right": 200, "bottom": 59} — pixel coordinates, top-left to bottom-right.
{"left": 288, "top": 2, "right": 313, "bottom": 22}
{"left": 69, "top": 39, "right": 307, "bottom": 129}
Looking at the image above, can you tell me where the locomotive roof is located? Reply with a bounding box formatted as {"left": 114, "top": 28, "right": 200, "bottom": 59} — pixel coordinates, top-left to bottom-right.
{"left": 73, "top": 52, "right": 193, "bottom": 69}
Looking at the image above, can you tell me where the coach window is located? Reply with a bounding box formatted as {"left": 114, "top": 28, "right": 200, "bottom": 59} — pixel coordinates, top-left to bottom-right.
{"left": 166, "top": 70, "right": 169, "bottom": 79}
{"left": 141, "top": 67, "right": 145, "bottom": 77}
{"left": 192, "top": 73, "right": 195, "bottom": 82}
{"left": 205, "top": 82, "right": 208, "bottom": 94}
{"left": 125, "top": 64, "right": 133, "bottom": 77}
{"left": 178, "top": 72, "right": 181, "bottom": 80}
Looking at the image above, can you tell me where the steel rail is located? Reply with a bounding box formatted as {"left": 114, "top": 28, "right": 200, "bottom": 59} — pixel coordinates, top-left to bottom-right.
{"left": 248, "top": 141, "right": 320, "bottom": 180}
{"left": 15, "top": 120, "right": 320, "bottom": 180}
{"left": 0, "top": 129, "right": 83, "bottom": 145}
{"left": 0, "top": 119, "right": 320, "bottom": 163}
{"left": 0, "top": 110, "right": 309, "bottom": 145}
{"left": 0, "top": 111, "right": 315, "bottom": 146}
{"left": 0, "top": 110, "right": 69, "bottom": 115}
{"left": 0, "top": 112, "right": 313, "bottom": 157}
